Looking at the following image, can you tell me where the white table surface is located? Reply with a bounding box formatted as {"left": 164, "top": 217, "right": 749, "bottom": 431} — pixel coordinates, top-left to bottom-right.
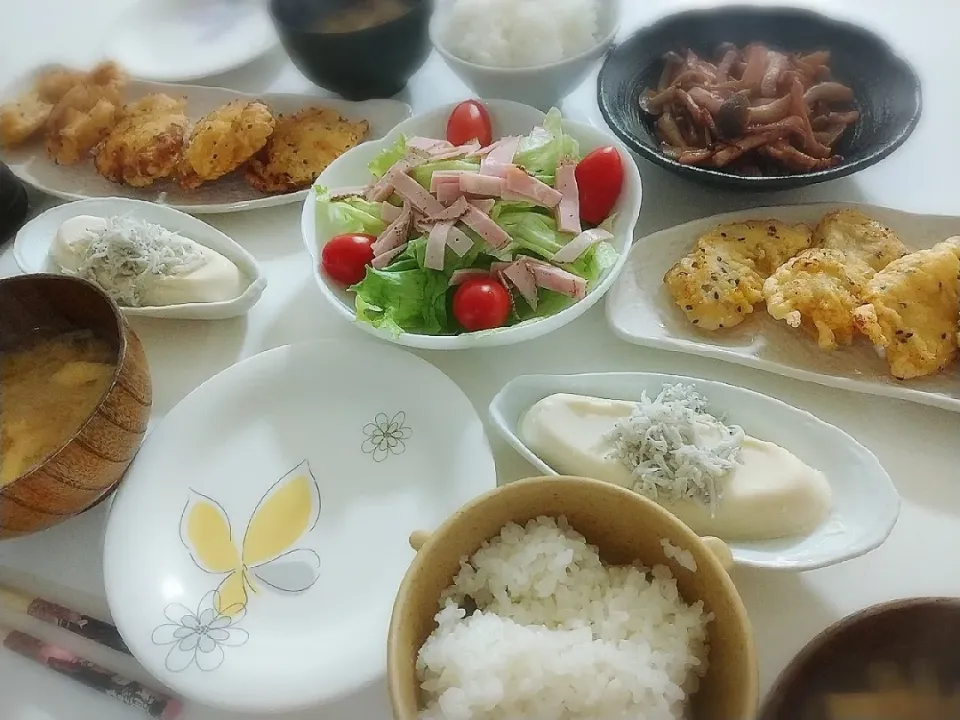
{"left": 1, "top": 0, "right": 959, "bottom": 718}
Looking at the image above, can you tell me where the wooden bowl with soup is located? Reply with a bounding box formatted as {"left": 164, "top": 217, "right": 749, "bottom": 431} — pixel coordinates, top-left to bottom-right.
{"left": 0, "top": 274, "right": 152, "bottom": 538}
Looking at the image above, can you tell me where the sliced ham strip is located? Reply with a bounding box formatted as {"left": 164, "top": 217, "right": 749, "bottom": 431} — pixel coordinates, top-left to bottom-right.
{"left": 483, "top": 136, "right": 521, "bottom": 167}
{"left": 372, "top": 201, "right": 413, "bottom": 256}
{"left": 426, "top": 196, "right": 470, "bottom": 223}
{"left": 462, "top": 205, "right": 511, "bottom": 250}
{"left": 364, "top": 151, "right": 431, "bottom": 202}
{"left": 380, "top": 201, "right": 402, "bottom": 223}
{"left": 526, "top": 258, "right": 588, "bottom": 300}
{"left": 449, "top": 268, "right": 490, "bottom": 286}
{"left": 446, "top": 227, "right": 474, "bottom": 257}
{"left": 425, "top": 221, "right": 453, "bottom": 271}
{"left": 553, "top": 161, "right": 581, "bottom": 235}
{"left": 371, "top": 243, "right": 407, "bottom": 270}
{"left": 468, "top": 198, "right": 496, "bottom": 214}
{"left": 391, "top": 169, "right": 446, "bottom": 215}
{"left": 436, "top": 181, "right": 465, "bottom": 206}
{"left": 407, "top": 136, "right": 452, "bottom": 152}
{"left": 501, "top": 259, "right": 539, "bottom": 310}
{"left": 490, "top": 260, "right": 513, "bottom": 275}
{"left": 551, "top": 228, "right": 613, "bottom": 264}
{"left": 479, "top": 162, "right": 516, "bottom": 178}
{"left": 459, "top": 172, "right": 504, "bottom": 198}
{"left": 504, "top": 168, "right": 562, "bottom": 208}
{"left": 328, "top": 186, "right": 368, "bottom": 200}
{"left": 427, "top": 139, "right": 482, "bottom": 160}
{"left": 429, "top": 170, "right": 471, "bottom": 192}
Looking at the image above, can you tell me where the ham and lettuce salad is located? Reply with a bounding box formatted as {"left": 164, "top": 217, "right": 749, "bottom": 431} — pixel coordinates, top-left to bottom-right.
{"left": 315, "top": 104, "right": 625, "bottom": 336}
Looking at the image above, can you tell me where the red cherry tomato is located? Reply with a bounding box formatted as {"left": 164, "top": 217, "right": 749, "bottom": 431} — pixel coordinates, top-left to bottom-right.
{"left": 575, "top": 146, "right": 625, "bottom": 226}
{"left": 321, "top": 233, "right": 376, "bottom": 286}
{"left": 453, "top": 276, "right": 511, "bottom": 332}
{"left": 447, "top": 100, "right": 493, "bottom": 147}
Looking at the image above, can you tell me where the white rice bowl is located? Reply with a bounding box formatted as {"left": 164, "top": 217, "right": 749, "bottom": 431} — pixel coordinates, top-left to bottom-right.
{"left": 416, "top": 516, "right": 712, "bottom": 720}
{"left": 441, "top": 0, "right": 601, "bottom": 68}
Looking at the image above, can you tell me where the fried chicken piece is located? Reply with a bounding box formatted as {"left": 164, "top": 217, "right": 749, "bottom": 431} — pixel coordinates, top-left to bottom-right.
{"left": 764, "top": 249, "right": 874, "bottom": 350}
{"left": 852, "top": 238, "right": 960, "bottom": 380}
{"left": 664, "top": 219, "right": 813, "bottom": 330}
{"left": 244, "top": 106, "right": 369, "bottom": 193}
{"left": 94, "top": 94, "right": 188, "bottom": 187}
{"left": 178, "top": 100, "right": 275, "bottom": 189}
{"left": 45, "top": 81, "right": 123, "bottom": 165}
{"left": 34, "top": 69, "right": 86, "bottom": 103}
{"left": 813, "top": 209, "right": 907, "bottom": 271}
{"left": 0, "top": 92, "right": 53, "bottom": 146}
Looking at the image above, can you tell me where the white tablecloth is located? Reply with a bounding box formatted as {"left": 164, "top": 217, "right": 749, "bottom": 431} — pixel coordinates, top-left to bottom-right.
{"left": 1, "top": 1, "right": 959, "bottom": 718}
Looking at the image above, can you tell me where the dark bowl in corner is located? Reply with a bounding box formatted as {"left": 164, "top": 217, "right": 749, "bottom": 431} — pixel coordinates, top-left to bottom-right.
{"left": 269, "top": 0, "right": 433, "bottom": 100}
{"left": 597, "top": 6, "right": 922, "bottom": 191}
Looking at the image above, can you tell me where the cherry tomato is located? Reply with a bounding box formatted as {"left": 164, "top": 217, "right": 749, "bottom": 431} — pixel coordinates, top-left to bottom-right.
{"left": 575, "top": 146, "right": 625, "bottom": 226}
{"left": 453, "top": 276, "right": 511, "bottom": 331}
{"left": 321, "top": 233, "right": 376, "bottom": 286}
{"left": 447, "top": 100, "right": 493, "bottom": 147}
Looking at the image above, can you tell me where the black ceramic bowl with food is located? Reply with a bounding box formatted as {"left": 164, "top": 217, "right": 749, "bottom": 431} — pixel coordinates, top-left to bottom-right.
{"left": 597, "top": 6, "right": 922, "bottom": 190}
{"left": 269, "top": 0, "right": 433, "bottom": 100}
{"left": 761, "top": 598, "right": 960, "bottom": 720}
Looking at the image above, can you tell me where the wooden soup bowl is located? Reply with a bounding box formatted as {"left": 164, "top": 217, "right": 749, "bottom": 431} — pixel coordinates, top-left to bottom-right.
{"left": 388, "top": 476, "right": 759, "bottom": 720}
{"left": 0, "top": 274, "right": 152, "bottom": 538}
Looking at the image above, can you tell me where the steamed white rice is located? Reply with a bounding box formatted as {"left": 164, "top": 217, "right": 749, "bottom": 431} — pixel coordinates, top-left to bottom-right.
{"left": 442, "top": 0, "right": 601, "bottom": 68}
{"left": 416, "top": 516, "right": 711, "bottom": 720}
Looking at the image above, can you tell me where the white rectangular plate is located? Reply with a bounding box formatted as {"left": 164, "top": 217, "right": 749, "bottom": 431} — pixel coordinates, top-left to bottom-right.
{"left": 605, "top": 202, "right": 960, "bottom": 413}
{"left": 0, "top": 66, "right": 412, "bottom": 214}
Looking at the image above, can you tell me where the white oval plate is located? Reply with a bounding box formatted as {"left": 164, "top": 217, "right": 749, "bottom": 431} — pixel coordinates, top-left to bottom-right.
{"left": 606, "top": 202, "right": 960, "bottom": 413}
{"left": 103, "top": 340, "right": 496, "bottom": 712}
{"left": 13, "top": 198, "right": 266, "bottom": 320}
{"left": 104, "top": 0, "right": 278, "bottom": 83}
{"left": 489, "top": 371, "right": 900, "bottom": 571}
{"left": 1, "top": 68, "right": 412, "bottom": 214}
{"left": 300, "top": 99, "right": 643, "bottom": 349}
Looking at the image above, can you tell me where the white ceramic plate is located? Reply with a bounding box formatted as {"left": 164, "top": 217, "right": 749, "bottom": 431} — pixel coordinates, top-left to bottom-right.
{"left": 489, "top": 372, "right": 900, "bottom": 570}
{"left": 0, "top": 69, "right": 412, "bottom": 214}
{"left": 103, "top": 340, "right": 496, "bottom": 712}
{"left": 104, "top": 0, "right": 278, "bottom": 83}
{"left": 300, "top": 99, "right": 643, "bottom": 349}
{"left": 13, "top": 198, "right": 266, "bottom": 320}
{"left": 606, "top": 202, "right": 960, "bottom": 413}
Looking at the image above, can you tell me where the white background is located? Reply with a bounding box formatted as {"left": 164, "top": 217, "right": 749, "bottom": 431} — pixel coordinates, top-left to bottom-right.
{"left": 1, "top": 0, "right": 959, "bottom": 718}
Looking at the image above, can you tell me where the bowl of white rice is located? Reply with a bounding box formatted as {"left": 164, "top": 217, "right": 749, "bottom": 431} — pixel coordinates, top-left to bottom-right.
{"left": 387, "top": 476, "right": 758, "bottom": 720}
{"left": 429, "top": 0, "right": 620, "bottom": 111}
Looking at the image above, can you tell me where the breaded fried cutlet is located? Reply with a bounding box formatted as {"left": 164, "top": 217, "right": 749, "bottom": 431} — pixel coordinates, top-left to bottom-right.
{"left": 852, "top": 238, "right": 960, "bottom": 380}
{"left": 178, "top": 100, "right": 275, "bottom": 189}
{"left": 244, "top": 106, "right": 369, "bottom": 193}
{"left": 813, "top": 209, "right": 908, "bottom": 272}
{"left": 94, "top": 94, "right": 188, "bottom": 187}
{"left": 764, "top": 249, "right": 874, "bottom": 350}
{"left": 664, "top": 219, "right": 813, "bottom": 330}
{"left": 44, "top": 82, "right": 123, "bottom": 165}
{"left": 0, "top": 92, "right": 53, "bottom": 146}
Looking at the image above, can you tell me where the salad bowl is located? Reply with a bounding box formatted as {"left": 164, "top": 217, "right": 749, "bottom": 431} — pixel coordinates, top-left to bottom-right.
{"left": 300, "top": 99, "right": 643, "bottom": 350}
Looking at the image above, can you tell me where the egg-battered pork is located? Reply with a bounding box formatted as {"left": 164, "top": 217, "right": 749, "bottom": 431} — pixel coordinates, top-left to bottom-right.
{"left": 178, "top": 100, "right": 275, "bottom": 189}
{"left": 244, "top": 106, "right": 369, "bottom": 193}
{"left": 852, "top": 238, "right": 960, "bottom": 380}
{"left": 664, "top": 219, "right": 813, "bottom": 330}
{"left": 44, "top": 64, "right": 127, "bottom": 165}
{"left": 813, "top": 209, "right": 908, "bottom": 271}
{"left": 94, "top": 94, "right": 189, "bottom": 187}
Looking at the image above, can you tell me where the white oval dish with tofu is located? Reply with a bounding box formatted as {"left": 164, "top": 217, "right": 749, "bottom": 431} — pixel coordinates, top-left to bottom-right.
{"left": 489, "top": 371, "right": 900, "bottom": 571}
{"left": 13, "top": 197, "right": 266, "bottom": 319}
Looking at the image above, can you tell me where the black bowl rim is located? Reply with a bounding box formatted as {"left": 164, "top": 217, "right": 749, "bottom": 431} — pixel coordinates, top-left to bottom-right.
{"left": 759, "top": 597, "right": 960, "bottom": 719}
{"left": 597, "top": 5, "right": 923, "bottom": 190}
{"left": 268, "top": 0, "right": 430, "bottom": 38}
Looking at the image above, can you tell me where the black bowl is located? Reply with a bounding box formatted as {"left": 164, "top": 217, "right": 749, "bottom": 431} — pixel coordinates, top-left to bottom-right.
{"left": 0, "top": 162, "right": 29, "bottom": 243}
{"left": 597, "top": 6, "right": 922, "bottom": 190}
{"left": 269, "top": 0, "right": 433, "bottom": 100}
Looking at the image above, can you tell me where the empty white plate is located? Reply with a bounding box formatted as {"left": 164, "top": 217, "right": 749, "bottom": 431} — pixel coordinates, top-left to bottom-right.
{"left": 489, "top": 371, "right": 900, "bottom": 571}
{"left": 105, "top": 0, "right": 278, "bottom": 83}
{"left": 103, "top": 340, "right": 496, "bottom": 712}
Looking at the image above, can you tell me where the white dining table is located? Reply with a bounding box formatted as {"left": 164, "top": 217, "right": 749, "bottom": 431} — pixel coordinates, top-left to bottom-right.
{"left": 1, "top": 0, "right": 959, "bottom": 718}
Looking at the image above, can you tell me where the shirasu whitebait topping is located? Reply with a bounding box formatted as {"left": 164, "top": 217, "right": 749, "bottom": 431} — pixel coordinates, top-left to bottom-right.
{"left": 605, "top": 383, "right": 744, "bottom": 512}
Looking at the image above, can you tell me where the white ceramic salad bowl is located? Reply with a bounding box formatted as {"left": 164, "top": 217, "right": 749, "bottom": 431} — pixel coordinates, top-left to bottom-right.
{"left": 489, "top": 372, "right": 900, "bottom": 571}
{"left": 300, "top": 99, "right": 643, "bottom": 350}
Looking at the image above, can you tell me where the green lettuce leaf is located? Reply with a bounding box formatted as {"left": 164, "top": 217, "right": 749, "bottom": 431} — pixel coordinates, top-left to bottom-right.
{"left": 351, "top": 264, "right": 453, "bottom": 336}
{"left": 315, "top": 186, "right": 386, "bottom": 236}
{"left": 513, "top": 108, "right": 580, "bottom": 183}
{"left": 368, "top": 135, "right": 408, "bottom": 178}
{"left": 410, "top": 159, "right": 481, "bottom": 190}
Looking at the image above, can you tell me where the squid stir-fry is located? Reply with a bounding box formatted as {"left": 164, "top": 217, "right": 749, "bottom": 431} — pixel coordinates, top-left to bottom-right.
{"left": 640, "top": 43, "right": 860, "bottom": 175}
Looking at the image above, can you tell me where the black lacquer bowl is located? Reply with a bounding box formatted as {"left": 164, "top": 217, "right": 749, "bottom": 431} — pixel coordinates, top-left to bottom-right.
{"left": 269, "top": 0, "right": 433, "bottom": 100}
{"left": 597, "top": 6, "right": 922, "bottom": 190}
